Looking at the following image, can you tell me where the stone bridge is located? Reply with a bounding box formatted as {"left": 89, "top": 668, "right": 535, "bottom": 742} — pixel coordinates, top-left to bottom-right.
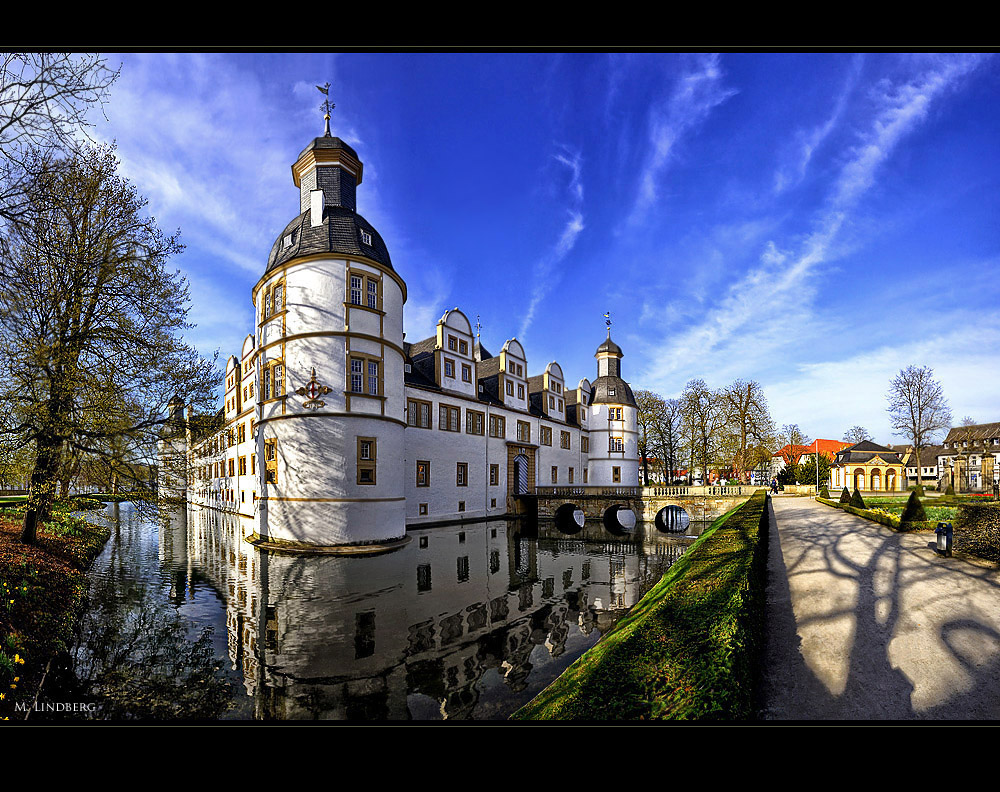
{"left": 532, "top": 484, "right": 760, "bottom": 533}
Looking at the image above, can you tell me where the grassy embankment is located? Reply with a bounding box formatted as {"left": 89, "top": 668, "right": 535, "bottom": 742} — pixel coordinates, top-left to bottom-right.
{"left": 0, "top": 497, "right": 110, "bottom": 721}
{"left": 513, "top": 491, "right": 769, "bottom": 721}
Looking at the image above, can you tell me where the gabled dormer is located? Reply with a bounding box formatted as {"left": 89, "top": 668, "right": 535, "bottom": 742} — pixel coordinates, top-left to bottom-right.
{"left": 499, "top": 339, "right": 528, "bottom": 410}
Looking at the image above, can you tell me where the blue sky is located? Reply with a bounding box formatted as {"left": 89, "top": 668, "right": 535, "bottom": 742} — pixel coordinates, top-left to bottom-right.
{"left": 88, "top": 51, "right": 1000, "bottom": 446}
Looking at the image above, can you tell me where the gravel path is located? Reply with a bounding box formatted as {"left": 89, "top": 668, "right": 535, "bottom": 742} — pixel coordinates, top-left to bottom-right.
{"left": 760, "top": 495, "right": 1000, "bottom": 721}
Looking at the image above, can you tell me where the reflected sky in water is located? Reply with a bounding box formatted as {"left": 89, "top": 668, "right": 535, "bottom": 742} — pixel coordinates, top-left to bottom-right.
{"left": 57, "top": 502, "right": 701, "bottom": 721}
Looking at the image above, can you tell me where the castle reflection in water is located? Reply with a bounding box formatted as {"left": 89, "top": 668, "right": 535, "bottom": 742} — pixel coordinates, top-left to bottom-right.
{"left": 156, "top": 504, "right": 697, "bottom": 720}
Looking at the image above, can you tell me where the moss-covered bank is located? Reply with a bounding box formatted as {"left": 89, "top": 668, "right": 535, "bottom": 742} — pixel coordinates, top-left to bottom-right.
{"left": 0, "top": 500, "right": 111, "bottom": 721}
{"left": 513, "top": 491, "right": 769, "bottom": 721}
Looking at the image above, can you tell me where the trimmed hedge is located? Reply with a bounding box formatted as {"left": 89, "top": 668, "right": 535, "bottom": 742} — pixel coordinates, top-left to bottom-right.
{"left": 954, "top": 503, "right": 1000, "bottom": 562}
{"left": 900, "top": 490, "right": 928, "bottom": 523}
{"left": 513, "top": 491, "right": 769, "bottom": 721}
{"left": 839, "top": 487, "right": 851, "bottom": 504}
{"left": 851, "top": 488, "right": 866, "bottom": 509}
{"left": 816, "top": 497, "right": 935, "bottom": 532}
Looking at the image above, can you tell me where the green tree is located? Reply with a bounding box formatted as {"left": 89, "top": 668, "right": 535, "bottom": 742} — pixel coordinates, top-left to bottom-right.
{"left": 799, "top": 453, "right": 832, "bottom": 490}
{"left": 0, "top": 145, "right": 218, "bottom": 543}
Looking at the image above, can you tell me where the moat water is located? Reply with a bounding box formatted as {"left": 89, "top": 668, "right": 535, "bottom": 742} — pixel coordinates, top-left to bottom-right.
{"left": 41, "top": 502, "right": 703, "bottom": 721}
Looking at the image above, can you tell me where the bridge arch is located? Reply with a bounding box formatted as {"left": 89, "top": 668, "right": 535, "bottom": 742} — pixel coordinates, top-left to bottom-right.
{"left": 603, "top": 504, "right": 637, "bottom": 536}
{"left": 654, "top": 504, "right": 690, "bottom": 533}
{"left": 554, "top": 502, "right": 585, "bottom": 534}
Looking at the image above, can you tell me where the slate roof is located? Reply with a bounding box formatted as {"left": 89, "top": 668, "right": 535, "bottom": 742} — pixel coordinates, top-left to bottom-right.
{"left": 589, "top": 375, "right": 636, "bottom": 406}
{"left": 834, "top": 440, "right": 903, "bottom": 465}
{"left": 596, "top": 334, "right": 623, "bottom": 357}
{"left": 265, "top": 206, "right": 393, "bottom": 274}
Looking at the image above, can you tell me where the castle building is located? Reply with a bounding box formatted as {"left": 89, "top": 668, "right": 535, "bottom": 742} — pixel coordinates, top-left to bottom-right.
{"left": 165, "top": 123, "right": 639, "bottom": 550}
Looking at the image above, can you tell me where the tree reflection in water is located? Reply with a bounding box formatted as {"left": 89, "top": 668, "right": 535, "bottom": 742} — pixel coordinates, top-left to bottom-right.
{"left": 64, "top": 566, "right": 235, "bottom": 720}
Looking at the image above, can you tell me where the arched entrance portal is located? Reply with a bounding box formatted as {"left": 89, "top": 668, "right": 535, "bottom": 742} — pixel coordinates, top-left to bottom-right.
{"left": 513, "top": 453, "right": 530, "bottom": 496}
{"left": 854, "top": 469, "right": 865, "bottom": 491}
{"left": 871, "top": 468, "right": 881, "bottom": 491}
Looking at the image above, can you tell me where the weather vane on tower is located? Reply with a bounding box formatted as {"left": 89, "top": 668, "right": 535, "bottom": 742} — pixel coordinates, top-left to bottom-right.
{"left": 317, "top": 83, "right": 334, "bottom": 136}
{"left": 604, "top": 311, "right": 612, "bottom": 336}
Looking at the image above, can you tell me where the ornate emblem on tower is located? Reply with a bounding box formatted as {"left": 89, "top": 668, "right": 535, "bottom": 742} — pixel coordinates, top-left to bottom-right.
{"left": 296, "top": 368, "right": 332, "bottom": 410}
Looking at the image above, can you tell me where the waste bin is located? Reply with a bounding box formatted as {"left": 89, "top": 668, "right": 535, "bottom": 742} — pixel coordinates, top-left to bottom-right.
{"left": 935, "top": 521, "right": 953, "bottom": 557}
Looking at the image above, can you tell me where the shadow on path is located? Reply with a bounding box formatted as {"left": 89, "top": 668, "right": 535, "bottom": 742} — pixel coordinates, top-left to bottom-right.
{"left": 759, "top": 496, "right": 1000, "bottom": 721}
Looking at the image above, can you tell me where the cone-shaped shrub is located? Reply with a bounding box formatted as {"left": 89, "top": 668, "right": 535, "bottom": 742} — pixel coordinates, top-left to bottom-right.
{"left": 900, "top": 490, "right": 927, "bottom": 523}
{"left": 945, "top": 484, "right": 955, "bottom": 496}
{"left": 851, "top": 487, "right": 866, "bottom": 509}
{"left": 819, "top": 485, "right": 830, "bottom": 500}
{"left": 840, "top": 486, "right": 851, "bottom": 503}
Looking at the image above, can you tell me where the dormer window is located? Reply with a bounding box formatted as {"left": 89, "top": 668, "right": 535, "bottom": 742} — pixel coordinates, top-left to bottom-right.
{"left": 360, "top": 229, "right": 372, "bottom": 246}
{"left": 282, "top": 231, "right": 295, "bottom": 249}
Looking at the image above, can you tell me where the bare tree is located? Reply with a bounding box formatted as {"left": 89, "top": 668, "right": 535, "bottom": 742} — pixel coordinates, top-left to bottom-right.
{"left": 680, "top": 379, "right": 728, "bottom": 484}
{"left": 721, "top": 379, "right": 775, "bottom": 483}
{"left": 0, "top": 145, "right": 218, "bottom": 543}
{"left": 887, "top": 365, "right": 951, "bottom": 496}
{"left": 655, "top": 397, "right": 685, "bottom": 484}
{"left": 635, "top": 390, "right": 666, "bottom": 486}
{"left": 843, "top": 425, "right": 873, "bottom": 444}
{"left": 0, "top": 53, "right": 120, "bottom": 227}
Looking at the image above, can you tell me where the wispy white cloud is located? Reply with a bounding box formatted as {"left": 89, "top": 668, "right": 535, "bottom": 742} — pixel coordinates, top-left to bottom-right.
{"left": 627, "top": 54, "right": 737, "bottom": 227}
{"left": 518, "top": 146, "right": 586, "bottom": 339}
{"left": 774, "top": 55, "right": 862, "bottom": 194}
{"left": 637, "top": 54, "right": 988, "bottom": 396}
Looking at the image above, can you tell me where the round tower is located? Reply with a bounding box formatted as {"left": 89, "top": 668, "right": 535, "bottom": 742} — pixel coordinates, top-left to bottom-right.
{"left": 587, "top": 333, "right": 639, "bottom": 487}
{"left": 252, "top": 124, "right": 407, "bottom": 548}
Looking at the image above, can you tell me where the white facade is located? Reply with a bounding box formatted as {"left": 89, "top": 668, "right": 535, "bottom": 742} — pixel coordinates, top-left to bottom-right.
{"left": 167, "top": 128, "right": 639, "bottom": 548}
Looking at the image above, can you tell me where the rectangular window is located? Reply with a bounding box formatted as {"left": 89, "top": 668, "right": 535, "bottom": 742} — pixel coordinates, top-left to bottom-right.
{"left": 444, "top": 358, "right": 455, "bottom": 378}
{"left": 462, "top": 363, "right": 472, "bottom": 383}
{"left": 551, "top": 466, "right": 558, "bottom": 484}
{"left": 351, "top": 358, "right": 363, "bottom": 393}
{"left": 610, "top": 437, "right": 624, "bottom": 453}
{"left": 549, "top": 395, "right": 555, "bottom": 409}
{"left": 568, "top": 467, "right": 574, "bottom": 484}
{"left": 349, "top": 356, "right": 381, "bottom": 396}
{"left": 609, "top": 407, "right": 623, "bottom": 421}
{"left": 457, "top": 462, "right": 468, "bottom": 487}
{"left": 506, "top": 380, "right": 514, "bottom": 396}
{"left": 238, "top": 456, "right": 247, "bottom": 475}
{"left": 419, "top": 503, "right": 428, "bottom": 516}
{"left": 584, "top": 469, "right": 589, "bottom": 483}
{"left": 448, "top": 335, "right": 458, "bottom": 351}
{"left": 416, "top": 461, "right": 430, "bottom": 487}
{"left": 264, "top": 439, "right": 277, "bottom": 485}
{"left": 408, "top": 399, "right": 432, "bottom": 428}
{"left": 348, "top": 271, "right": 381, "bottom": 310}
{"left": 613, "top": 466, "right": 621, "bottom": 483}
{"left": 439, "top": 404, "right": 460, "bottom": 432}
{"left": 489, "top": 415, "right": 505, "bottom": 439}
{"left": 228, "top": 459, "right": 235, "bottom": 477}
{"left": 582, "top": 436, "right": 590, "bottom": 453}
{"left": 490, "top": 464, "right": 499, "bottom": 486}
{"left": 459, "top": 339, "right": 468, "bottom": 355}
{"left": 540, "top": 426, "right": 552, "bottom": 446}
{"left": 516, "top": 364, "right": 523, "bottom": 376}
{"left": 517, "top": 421, "right": 531, "bottom": 443}
{"left": 517, "top": 383, "right": 524, "bottom": 400}
{"left": 560, "top": 431, "right": 571, "bottom": 449}
{"left": 466, "top": 410, "right": 484, "bottom": 435}
{"left": 508, "top": 361, "right": 516, "bottom": 374}
{"left": 358, "top": 437, "right": 377, "bottom": 485}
